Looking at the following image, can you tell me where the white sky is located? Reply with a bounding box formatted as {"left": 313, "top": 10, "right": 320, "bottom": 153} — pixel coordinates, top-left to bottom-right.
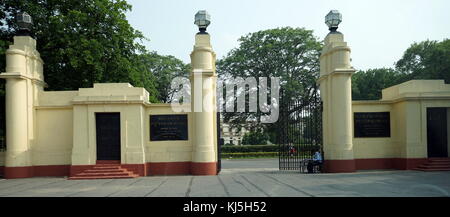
{"left": 125, "top": 0, "right": 450, "bottom": 71}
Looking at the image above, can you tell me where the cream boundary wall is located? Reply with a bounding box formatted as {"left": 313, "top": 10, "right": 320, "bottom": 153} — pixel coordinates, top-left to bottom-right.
{"left": 19, "top": 83, "right": 199, "bottom": 167}
{"left": 317, "top": 30, "right": 450, "bottom": 172}
{"left": 146, "top": 104, "right": 193, "bottom": 163}
{"left": 0, "top": 152, "right": 4, "bottom": 166}
{"left": 353, "top": 80, "right": 450, "bottom": 160}
{"left": 0, "top": 34, "right": 218, "bottom": 178}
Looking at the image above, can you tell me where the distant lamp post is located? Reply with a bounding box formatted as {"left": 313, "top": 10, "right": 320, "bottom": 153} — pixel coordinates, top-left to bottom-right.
{"left": 16, "top": 12, "right": 33, "bottom": 36}
{"left": 194, "top": 10, "right": 211, "bottom": 34}
{"left": 325, "top": 10, "right": 342, "bottom": 32}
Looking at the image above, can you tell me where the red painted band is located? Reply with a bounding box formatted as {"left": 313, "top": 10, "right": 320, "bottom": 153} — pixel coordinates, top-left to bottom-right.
{"left": 4, "top": 166, "right": 34, "bottom": 179}
{"left": 147, "top": 162, "right": 191, "bottom": 175}
{"left": 191, "top": 162, "right": 218, "bottom": 175}
{"left": 33, "top": 165, "right": 70, "bottom": 177}
{"left": 323, "top": 159, "right": 356, "bottom": 173}
{"left": 354, "top": 158, "right": 428, "bottom": 170}
{"left": 392, "top": 158, "right": 428, "bottom": 170}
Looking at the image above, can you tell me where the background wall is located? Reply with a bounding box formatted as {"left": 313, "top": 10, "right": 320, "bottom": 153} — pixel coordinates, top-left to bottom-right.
{"left": 34, "top": 108, "right": 73, "bottom": 166}
{"left": 352, "top": 102, "right": 395, "bottom": 159}
{"left": 0, "top": 151, "right": 4, "bottom": 166}
{"left": 146, "top": 104, "right": 193, "bottom": 163}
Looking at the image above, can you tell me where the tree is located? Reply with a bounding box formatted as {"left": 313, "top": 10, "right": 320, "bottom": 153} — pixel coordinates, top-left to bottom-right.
{"left": 395, "top": 39, "right": 450, "bottom": 83}
{"left": 217, "top": 27, "right": 322, "bottom": 142}
{"left": 351, "top": 68, "right": 402, "bottom": 100}
{"left": 0, "top": 0, "right": 166, "bottom": 150}
{"left": 351, "top": 39, "right": 450, "bottom": 100}
{"left": 242, "top": 129, "right": 270, "bottom": 145}
{"left": 0, "top": 0, "right": 158, "bottom": 95}
{"left": 136, "top": 52, "right": 190, "bottom": 103}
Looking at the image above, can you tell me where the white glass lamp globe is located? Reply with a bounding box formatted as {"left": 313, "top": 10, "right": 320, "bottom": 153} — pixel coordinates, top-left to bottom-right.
{"left": 325, "top": 10, "right": 342, "bottom": 32}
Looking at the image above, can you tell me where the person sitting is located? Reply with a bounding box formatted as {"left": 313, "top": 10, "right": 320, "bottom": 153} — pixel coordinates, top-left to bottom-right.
{"left": 307, "top": 149, "right": 323, "bottom": 173}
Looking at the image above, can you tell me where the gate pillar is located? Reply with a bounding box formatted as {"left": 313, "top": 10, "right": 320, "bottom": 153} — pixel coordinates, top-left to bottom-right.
{"left": 318, "top": 10, "right": 356, "bottom": 172}
{"left": 0, "top": 29, "right": 46, "bottom": 177}
{"left": 190, "top": 11, "right": 218, "bottom": 175}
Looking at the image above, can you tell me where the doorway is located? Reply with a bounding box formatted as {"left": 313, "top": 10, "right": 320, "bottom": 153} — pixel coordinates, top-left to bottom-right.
{"left": 427, "top": 108, "right": 448, "bottom": 158}
{"left": 96, "top": 113, "right": 121, "bottom": 161}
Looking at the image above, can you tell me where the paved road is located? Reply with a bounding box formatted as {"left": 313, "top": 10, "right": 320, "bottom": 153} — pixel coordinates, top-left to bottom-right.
{"left": 0, "top": 158, "right": 449, "bottom": 197}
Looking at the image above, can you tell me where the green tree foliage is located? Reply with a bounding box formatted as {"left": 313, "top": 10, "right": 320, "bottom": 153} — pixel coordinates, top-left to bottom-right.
{"left": 351, "top": 39, "right": 449, "bottom": 100}
{"left": 242, "top": 129, "right": 270, "bottom": 145}
{"left": 351, "top": 68, "right": 402, "bottom": 100}
{"left": 136, "top": 52, "right": 190, "bottom": 103}
{"left": 217, "top": 27, "right": 322, "bottom": 141}
{"left": 0, "top": 0, "right": 156, "bottom": 94}
{"left": 0, "top": 1, "right": 191, "bottom": 150}
{"left": 395, "top": 39, "right": 450, "bottom": 83}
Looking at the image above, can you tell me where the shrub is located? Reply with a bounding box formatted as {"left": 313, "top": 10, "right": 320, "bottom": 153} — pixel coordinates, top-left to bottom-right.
{"left": 221, "top": 145, "right": 278, "bottom": 153}
{"left": 221, "top": 152, "right": 278, "bottom": 158}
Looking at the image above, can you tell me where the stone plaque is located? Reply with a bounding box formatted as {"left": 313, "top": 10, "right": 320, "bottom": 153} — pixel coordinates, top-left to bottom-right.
{"left": 150, "top": 114, "right": 188, "bottom": 141}
{"left": 354, "top": 112, "right": 390, "bottom": 138}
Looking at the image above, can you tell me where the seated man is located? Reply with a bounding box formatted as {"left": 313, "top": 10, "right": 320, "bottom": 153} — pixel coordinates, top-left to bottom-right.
{"left": 307, "top": 149, "right": 323, "bottom": 173}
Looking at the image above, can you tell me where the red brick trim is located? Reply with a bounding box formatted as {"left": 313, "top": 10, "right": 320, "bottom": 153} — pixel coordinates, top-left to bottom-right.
{"left": 33, "top": 165, "right": 70, "bottom": 177}
{"left": 355, "top": 158, "right": 394, "bottom": 170}
{"left": 191, "top": 162, "right": 217, "bottom": 175}
{"left": 0, "top": 166, "right": 4, "bottom": 177}
{"left": 392, "top": 158, "right": 428, "bottom": 170}
{"left": 354, "top": 158, "right": 428, "bottom": 170}
{"left": 323, "top": 159, "right": 356, "bottom": 173}
{"left": 4, "top": 166, "right": 34, "bottom": 179}
{"left": 147, "top": 162, "right": 191, "bottom": 175}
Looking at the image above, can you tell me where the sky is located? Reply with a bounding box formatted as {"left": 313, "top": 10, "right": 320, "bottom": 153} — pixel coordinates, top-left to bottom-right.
{"left": 125, "top": 0, "right": 450, "bottom": 71}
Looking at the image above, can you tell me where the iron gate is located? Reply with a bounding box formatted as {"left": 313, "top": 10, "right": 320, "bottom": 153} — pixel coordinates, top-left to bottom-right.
{"left": 278, "top": 89, "right": 322, "bottom": 172}
{"left": 216, "top": 112, "right": 223, "bottom": 174}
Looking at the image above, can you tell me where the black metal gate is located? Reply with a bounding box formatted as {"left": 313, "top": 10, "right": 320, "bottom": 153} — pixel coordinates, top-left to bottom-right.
{"left": 278, "top": 89, "right": 322, "bottom": 172}
{"left": 216, "top": 112, "right": 223, "bottom": 174}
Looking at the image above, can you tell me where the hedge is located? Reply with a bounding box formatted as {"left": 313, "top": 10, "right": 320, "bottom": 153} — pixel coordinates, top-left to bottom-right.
{"left": 221, "top": 152, "right": 278, "bottom": 158}
{"left": 221, "top": 145, "right": 278, "bottom": 153}
{"left": 221, "top": 144, "right": 321, "bottom": 153}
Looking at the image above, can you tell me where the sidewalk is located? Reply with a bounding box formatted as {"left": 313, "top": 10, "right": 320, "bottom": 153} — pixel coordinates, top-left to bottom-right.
{"left": 0, "top": 159, "right": 449, "bottom": 197}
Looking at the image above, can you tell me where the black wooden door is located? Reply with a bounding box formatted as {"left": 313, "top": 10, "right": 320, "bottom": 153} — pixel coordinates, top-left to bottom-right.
{"left": 96, "top": 113, "right": 121, "bottom": 161}
{"left": 427, "top": 108, "right": 448, "bottom": 158}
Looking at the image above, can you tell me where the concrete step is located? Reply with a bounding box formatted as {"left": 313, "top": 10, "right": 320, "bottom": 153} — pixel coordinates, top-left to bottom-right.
{"left": 84, "top": 168, "right": 128, "bottom": 173}
{"left": 413, "top": 158, "right": 450, "bottom": 172}
{"left": 75, "top": 172, "right": 134, "bottom": 177}
{"left": 68, "top": 175, "right": 138, "bottom": 180}
{"left": 417, "top": 165, "right": 450, "bottom": 169}
{"left": 429, "top": 160, "right": 450, "bottom": 163}
{"left": 93, "top": 165, "right": 122, "bottom": 169}
{"left": 68, "top": 164, "right": 139, "bottom": 180}
{"left": 424, "top": 162, "right": 450, "bottom": 165}
{"left": 413, "top": 168, "right": 450, "bottom": 172}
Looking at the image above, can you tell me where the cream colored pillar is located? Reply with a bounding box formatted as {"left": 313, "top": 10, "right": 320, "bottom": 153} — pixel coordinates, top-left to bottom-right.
{"left": 318, "top": 15, "right": 356, "bottom": 172}
{"left": 0, "top": 36, "right": 45, "bottom": 178}
{"left": 190, "top": 28, "right": 218, "bottom": 175}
